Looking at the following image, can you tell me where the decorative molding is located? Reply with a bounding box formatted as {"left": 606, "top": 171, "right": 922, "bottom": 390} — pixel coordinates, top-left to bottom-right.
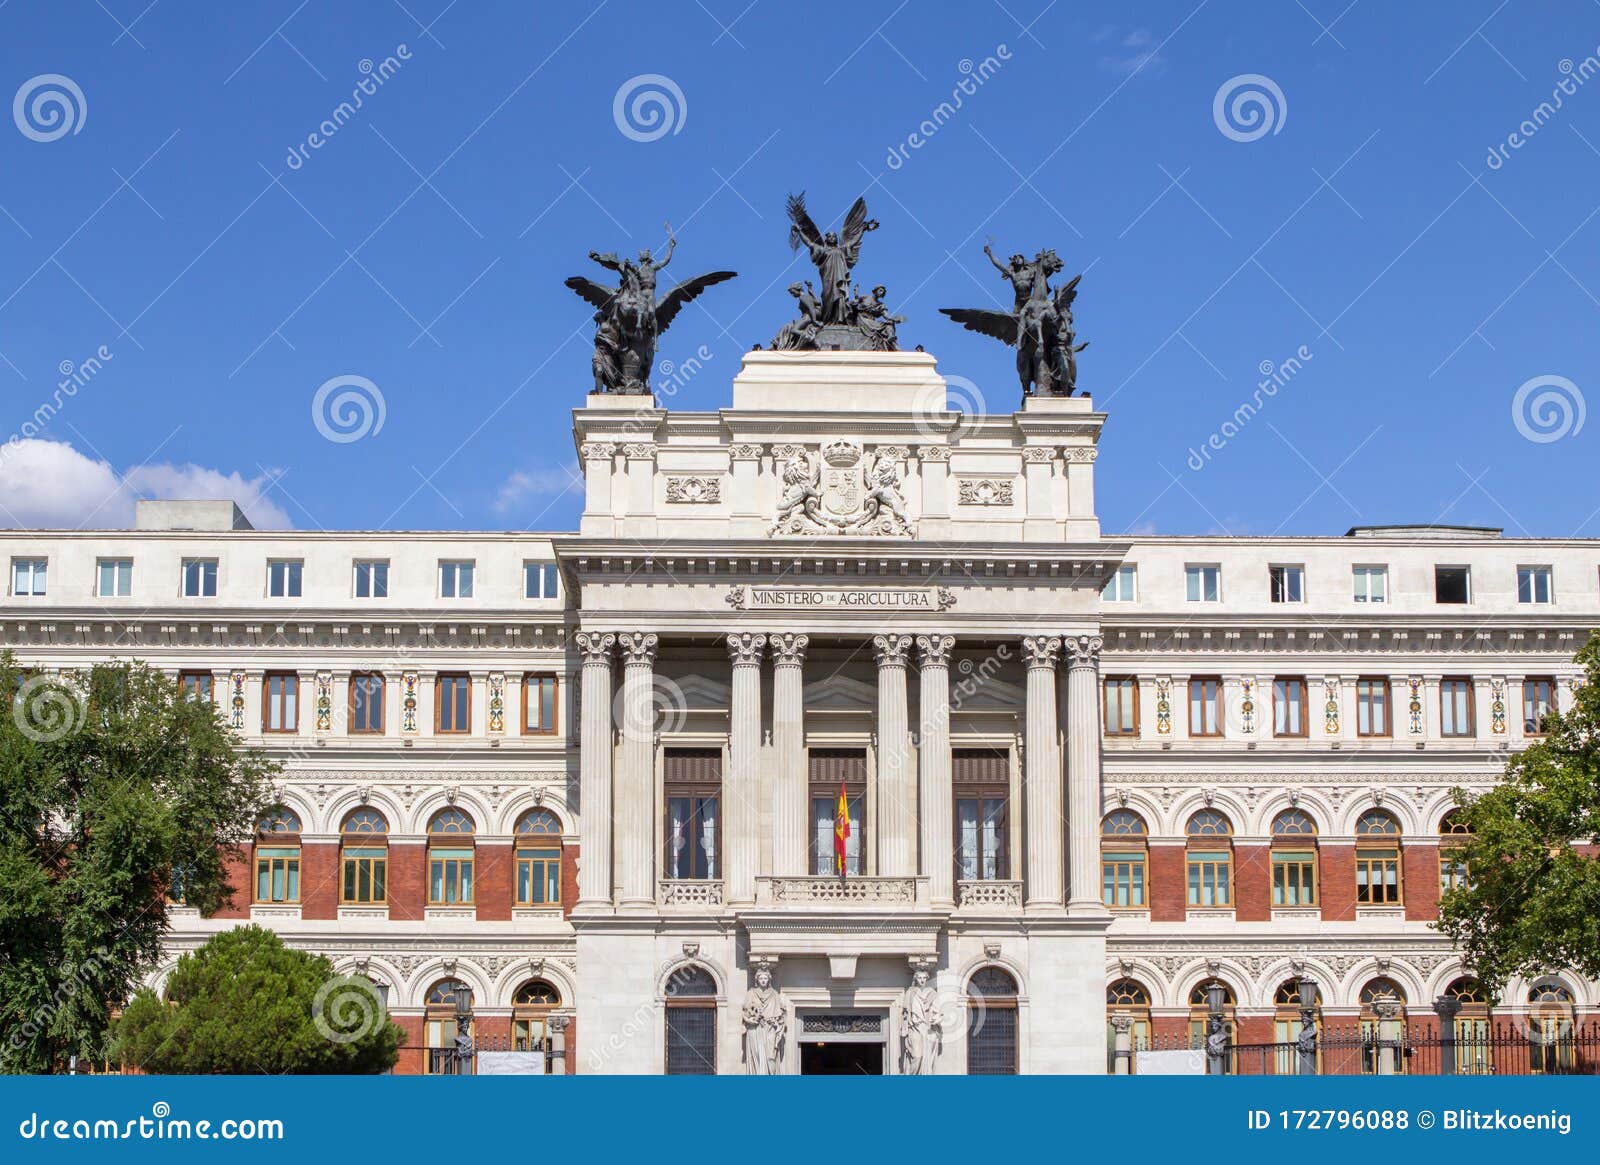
{"left": 229, "top": 670, "right": 245, "bottom": 730}
{"left": 1407, "top": 677, "right": 1424, "bottom": 735}
{"left": 620, "top": 442, "right": 657, "bottom": 460}
{"left": 1490, "top": 678, "right": 1507, "bottom": 734}
{"left": 728, "top": 443, "right": 763, "bottom": 460}
{"left": 769, "top": 440, "right": 916, "bottom": 537}
{"left": 1021, "top": 447, "right": 1056, "bottom": 463}
{"left": 1237, "top": 677, "right": 1256, "bottom": 735}
{"left": 918, "top": 445, "right": 952, "bottom": 462}
{"left": 664, "top": 476, "right": 722, "bottom": 503}
{"left": 486, "top": 672, "right": 506, "bottom": 734}
{"left": 581, "top": 441, "right": 617, "bottom": 461}
{"left": 1154, "top": 678, "right": 1172, "bottom": 735}
{"left": 956, "top": 478, "right": 1014, "bottom": 506}
{"left": 400, "top": 671, "right": 419, "bottom": 734}
{"left": 1061, "top": 447, "right": 1098, "bottom": 463}
{"left": 1322, "top": 678, "right": 1341, "bottom": 735}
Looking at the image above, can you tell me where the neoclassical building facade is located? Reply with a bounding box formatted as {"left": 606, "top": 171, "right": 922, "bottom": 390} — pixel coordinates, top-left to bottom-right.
{"left": 1, "top": 350, "right": 1594, "bottom": 1073}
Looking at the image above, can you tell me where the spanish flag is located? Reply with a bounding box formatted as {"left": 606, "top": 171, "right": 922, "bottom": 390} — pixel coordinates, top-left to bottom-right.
{"left": 834, "top": 781, "right": 851, "bottom": 877}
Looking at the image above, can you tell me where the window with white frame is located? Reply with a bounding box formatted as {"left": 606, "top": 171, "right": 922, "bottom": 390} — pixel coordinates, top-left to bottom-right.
{"left": 439, "top": 560, "right": 474, "bottom": 599}
{"left": 96, "top": 558, "right": 132, "bottom": 597}
{"left": 181, "top": 558, "right": 218, "bottom": 598}
{"left": 1269, "top": 564, "right": 1305, "bottom": 603}
{"left": 267, "top": 559, "right": 303, "bottom": 598}
{"left": 1353, "top": 565, "right": 1387, "bottom": 603}
{"left": 1102, "top": 564, "right": 1136, "bottom": 602}
{"left": 524, "top": 561, "right": 559, "bottom": 599}
{"left": 1185, "top": 564, "right": 1220, "bottom": 602}
{"left": 11, "top": 558, "right": 46, "bottom": 597}
{"left": 354, "top": 559, "right": 389, "bottom": 598}
{"left": 1517, "top": 565, "right": 1553, "bottom": 605}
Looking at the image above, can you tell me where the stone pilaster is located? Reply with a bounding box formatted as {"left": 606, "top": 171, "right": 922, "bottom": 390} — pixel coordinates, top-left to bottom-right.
{"left": 727, "top": 632, "right": 767, "bottom": 902}
{"left": 574, "top": 631, "right": 616, "bottom": 909}
{"left": 1021, "top": 635, "right": 1063, "bottom": 911}
{"left": 1064, "top": 634, "right": 1106, "bottom": 915}
{"left": 873, "top": 634, "right": 914, "bottom": 877}
{"left": 769, "top": 633, "right": 808, "bottom": 877}
{"left": 916, "top": 634, "right": 955, "bottom": 905}
{"left": 615, "top": 632, "right": 659, "bottom": 909}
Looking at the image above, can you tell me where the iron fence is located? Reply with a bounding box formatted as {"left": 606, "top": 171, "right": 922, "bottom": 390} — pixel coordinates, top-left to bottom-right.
{"left": 418, "top": 1035, "right": 561, "bottom": 1076}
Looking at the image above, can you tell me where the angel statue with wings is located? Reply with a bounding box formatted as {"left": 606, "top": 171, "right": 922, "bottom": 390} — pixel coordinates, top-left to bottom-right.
{"left": 565, "top": 224, "right": 736, "bottom": 394}
{"left": 940, "top": 244, "right": 1089, "bottom": 398}
{"left": 787, "top": 193, "right": 879, "bottom": 325}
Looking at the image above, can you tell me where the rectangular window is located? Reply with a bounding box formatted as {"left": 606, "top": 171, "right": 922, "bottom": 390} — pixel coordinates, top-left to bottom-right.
{"left": 1517, "top": 565, "right": 1553, "bottom": 605}
{"left": 524, "top": 562, "right": 560, "bottom": 599}
{"left": 1102, "top": 564, "right": 1137, "bottom": 602}
{"left": 1103, "top": 677, "right": 1138, "bottom": 736}
{"left": 523, "top": 674, "right": 558, "bottom": 735}
{"left": 439, "top": 560, "right": 474, "bottom": 599}
{"left": 1439, "top": 849, "right": 1470, "bottom": 896}
{"left": 1269, "top": 565, "right": 1305, "bottom": 603}
{"left": 12, "top": 558, "right": 47, "bottom": 596}
{"left": 1273, "top": 678, "right": 1307, "bottom": 736}
{"left": 1102, "top": 851, "right": 1147, "bottom": 907}
{"left": 1523, "top": 677, "right": 1556, "bottom": 736}
{"left": 1187, "top": 849, "right": 1232, "bottom": 907}
{"left": 264, "top": 672, "right": 298, "bottom": 732}
{"left": 255, "top": 846, "right": 300, "bottom": 903}
{"left": 1356, "top": 678, "right": 1389, "bottom": 737}
{"left": 182, "top": 558, "right": 218, "bottom": 598}
{"left": 664, "top": 748, "right": 721, "bottom": 881}
{"left": 96, "top": 558, "right": 132, "bottom": 597}
{"left": 1353, "top": 565, "right": 1387, "bottom": 604}
{"left": 1356, "top": 848, "right": 1401, "bottom": 904}
{"left": 341, "top": 846, "right": 387, "bottom": 904}
{"left": 1272, "top": 850, "right": 1317, "bottom": 906}
{"left": 1435, "top": 565, "right": 1471, "bottom": 604}
{"left": 665, "top": 1005, "right": 716, "bottom": 1075}
{"left": 1441, "top": 678, "right": 1474, "bottom": 737}
{"left": 179, "top": 671, "right": 214, "bottom": 702}
{"left": 436, "top": 673, "right": 470, "bottom": 733}
{"left": 516, "top": 845, "right": 562, "bottom": 905}
{"left": 350, "top": 672, "right": 385, "bottom": 734}
{"left": 955, "top": 794, "right": 1009, "bottom": 881}
{"left": 1185, "top": 564, "right": 1220, "bottom": 602}
{"left": 354, "top": 560, "right": 389, "bottom": 598}
{"left": 267, "top": 559, "right": 303, "bottom": 598}
{"left": 809, "top": 749, "right": 866, "bottom": 876}
{"left": 1189, "top": 677, "right": 1222, "bottom": 736}
{"left": 428, "top": 847, "right": 474, "bottom": 904}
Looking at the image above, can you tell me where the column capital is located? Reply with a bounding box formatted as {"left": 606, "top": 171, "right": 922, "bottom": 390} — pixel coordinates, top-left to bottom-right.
{"left": 617, "top": 631, "right": 659, "bottom": 665}
{"left": 573, "top": 631, "right": 616, "bottom": 663}
{"left": 769, "top": 632, "right": 808, "bottom": 666}
{"left": 581, "top": 441, "right": 617, "bottom": 461}
{"left": 873, "top": 633, "right": 913, "bottom": 667}
{"left": 1020, "top": 635, "right": 1062, "bottom": 668}
{"left": 727, "top": 631, "right": 767, "bottom": 665}
{"left": 915, "top": 633, "right": 956, "bottom": 667}
{"left": 1109, "top": 1012, "right": 1133, "bottom": 1034}
{"left": 1064, "top": 634, "right": 1104, "bottom": 669}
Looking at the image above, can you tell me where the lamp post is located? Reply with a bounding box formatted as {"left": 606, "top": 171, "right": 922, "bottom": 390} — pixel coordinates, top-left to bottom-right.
{"left": 1432, "top": 995, "right": 1461, "bottom": 1076}
{"left": 1205, "top": 983, "right": 1227, "bottom": 1076}
{"left": 454, "top": 989, "right": 475, "bottom": 1075}
{"left": 1296, "top": 976, "right": 1320, "bottom": 1076}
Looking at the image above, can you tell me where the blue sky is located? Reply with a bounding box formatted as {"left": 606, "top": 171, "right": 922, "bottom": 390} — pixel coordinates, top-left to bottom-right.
{"left": 0, "top": 0, "right": 1595, "bottom": 536}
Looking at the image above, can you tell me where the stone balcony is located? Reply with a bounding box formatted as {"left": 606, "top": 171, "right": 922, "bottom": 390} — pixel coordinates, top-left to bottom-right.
{"left": 657, "top": 878, "right": 725, "bottom": 909}
{"left": 956, "top": 879, "right": 1023, "bottom": 911}
{"left": 753, "top": 875, "right": 926, "bottom": 906}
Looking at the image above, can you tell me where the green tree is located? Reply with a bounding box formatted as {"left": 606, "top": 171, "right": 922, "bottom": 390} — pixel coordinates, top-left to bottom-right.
{"left": 113, "top": 926, "right": 401, "bottom": 1073}
{"left": 0, "top": 657, "right": 276, "bottom": 1073}
{"left": 1437, "top": 634, "right": 1600, "bottom": 991}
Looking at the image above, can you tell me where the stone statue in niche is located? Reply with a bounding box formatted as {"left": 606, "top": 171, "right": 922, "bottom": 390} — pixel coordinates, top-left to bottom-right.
{"left": 900, "top": 967, "right": 942, "bottom": 1075}
{"left": 742, "top": 964, "right": 787, "bottom": 1074}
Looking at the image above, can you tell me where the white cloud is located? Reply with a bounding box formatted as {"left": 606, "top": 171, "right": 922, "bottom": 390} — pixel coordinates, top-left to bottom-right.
{"left": 493, "top": 463, "right": 582, "bottom": 514}
{"left": 0, "top": 438, "right": 291, "bottom": 529}
{"left": 1099, "top": 27, "right": 1164, "bottom": 75}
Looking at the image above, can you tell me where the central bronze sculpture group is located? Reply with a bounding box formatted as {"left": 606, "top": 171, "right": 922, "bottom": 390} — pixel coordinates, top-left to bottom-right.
{"left": 565, "top": 191, "right": 1088, "bottom": 398}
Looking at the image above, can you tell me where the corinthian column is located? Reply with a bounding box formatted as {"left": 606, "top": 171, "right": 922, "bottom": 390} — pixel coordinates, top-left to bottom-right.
{"left": 616, "top": 631, "right": 659, "bottom": 909}
{"left": 727, "top": 632, "right": 767, "bottom": 903}
{"left": 874, "top": 634, "right": 914, "bottom": 877}
{"left": 574, "top": 632, "right": 616, "bottom": 909}
{"left": 1064, "top": 634, "right": 1106, "bottom": 914}
{"left": 769, "top": 633, "right": 809, "bottom": 877}
{"left": 916, "top": 634, "right": 955, "bottom": 905}
{"left": 1021, "top": 635, "right": 1063, "bottom": 911}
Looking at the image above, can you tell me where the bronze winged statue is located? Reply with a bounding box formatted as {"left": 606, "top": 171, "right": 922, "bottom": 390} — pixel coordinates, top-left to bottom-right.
{"left": 565, "top": 224, "right": 735, "bottom": 394}
{"left": 769, "top": 192, "right": 904, "bottom": 351}
{"left": 786, "top": 192, "right": 879, "bottom": 325}
{"left": 940, "top": 244, "right": 1088, "bottom": 397}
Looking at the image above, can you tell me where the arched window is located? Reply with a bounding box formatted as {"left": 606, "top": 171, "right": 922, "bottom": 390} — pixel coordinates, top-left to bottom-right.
{"left": 512, "top": 979, "right": 562, "bottom": 1069}
{"left": 427, "top": 809, "right": 475, "bottom": 906}
{"left": 1354, "top": 809, "right": 1402, "bottom": 905}
{"left": 1445, "top": 976, "right": 1492, "bottom": 1074}
{"left": 1439, "top": 810, "right": 1472, "bottom": 895}
{"left": 1528, "top": 982, "right": 1576, "bottom": 1074}
{"left": 515, "top": 809, "right": 563, "bottom": 907}
{"left": 424, "top": 979, "right": 473, "bottom": 1075}
{"left": 1358, "top": 978, "right": 1408, "bottom": 1074}
{"left": 967, "top": 967, "right": 1019, "bottom": 1075}
{"left": 1105, "top": 978, "right": 1152, "bottom": 1070}
{"left": 1270, "top": 809, "right": 1318, "bottom": 908}
{"left": 1187, "top": 979, "right": 1236, "bottom": 1062}
{"left": 1101, "top": 810, "right": 1148, "bottom": 908}
{"left": 340, "top": 808, "right": 388, "bottom": 905}
{"left": 254, "top": 808, "right": 301, "bottom": 904}
{"left": 1185, "top": 810, "right": 1233, "bottom": 908}
{"left": 1272, "top": 979, "right": 1319, "bottom": 1073}
{"left": 663, "top": 966, "right": 717, "bottom": 1075}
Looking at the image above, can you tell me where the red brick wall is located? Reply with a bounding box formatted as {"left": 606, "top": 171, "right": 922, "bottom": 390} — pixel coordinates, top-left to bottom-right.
{"left": 300, "top": 841, "right": 339, "bottom": 920}
{"left": 1404, "top": 842, "right": 1440, "bottom": 921}
{"left": 212, "top": 844, "right": 253, "bottom": 918}
{"left": 475, "top": 843, "right": 512, "bottom": 921}
{"left": 1319, "top": 843, "right": 1356, "bottom": 921}
{"left": 563, "top": 1017, "right": 577, "bottom": 1075}
{"left": 561, "top": 843, "right": 579, "bottom": 917}
{"left": 1149, "top": 846, "right": 1186, "bottom": 921}
{"left": 1234, "top": 844, "right": 1271, "bottom": 921}
{"left": 387, "top": 842, "right": 426, "bottom": 921}
{"left": 392, "top": 1015, "right": 425, "bottom": 1075}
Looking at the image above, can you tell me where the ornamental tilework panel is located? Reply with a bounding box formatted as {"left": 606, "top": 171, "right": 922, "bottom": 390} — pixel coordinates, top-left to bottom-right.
{"left": 315, "top": 672, "right": 333, "bottom": 732}
{"left": 487, "top": 672, "right": 506, "bottom": 734}
{"left": 229, "top": 670, "right": 245, "bottom": 730}
{"left": 1490, "top": 679, "right": 1506, "bottom": 734}
{"left": 1407, "top": 677, "right": 1424, "bottom": 735}
{"left": 1154, "top": 679, "right": 1171, "bottom": 735}
{"left": 401, "top": 671, "right": 419, "bottom": 734}
{"left": 1238, "top": 678, "right": 1256, "bottom": 735}
{"left": 1323, "top": 678, "right": 1340, "bottom": 735}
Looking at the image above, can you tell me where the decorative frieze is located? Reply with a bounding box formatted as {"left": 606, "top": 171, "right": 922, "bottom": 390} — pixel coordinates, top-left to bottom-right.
{"left": 400, "top": 671, "right": 419, "bottom": 734}
{"left": 1490, "top": 678, "right": 1506, "bottom": 734}
{"left": 1155, "top": 678, "right": 1172, "bottom": 734}
{"left": 487, "top": 672, "right": 505, "bottom": 734}
{"left": 769, "top": 439, "right": 915, "bottom": 537}
{"left": 229, "top": 670, "right": 245, "bottom": 730}
{"left": 956, "top": 478, "right": 1014, "bottom": 505}
{"left": 1021, "top": 447, "right": 1056, "bottom": 463}
{"left": 1322, "top": 678, "right": 1340, "bottom": 735}
{"left": 315, "top": 671, "right": 333, "bottom": 732}
{"left": 620, "top": 442, "right": 657, "bottom": 460}
{"left": 728, "top": 443, "right": 763, "bottom": 460}
{"left": 581, "top": 441, "right": 617, "bottom": 461}
{"left": 917, "top": 445, "right": 952, "bottom": 462}
{"left": 726, "top": 584, "right": 955, "bottom": 612}
{"left": 1407, "top": 677, "right": 1424, "bottom": 735}
{"left": 664, "top": 476, "right": 722, "bottom": 503}
{"left": 1237, "top": 677, "right": 1256, "bottom": 735}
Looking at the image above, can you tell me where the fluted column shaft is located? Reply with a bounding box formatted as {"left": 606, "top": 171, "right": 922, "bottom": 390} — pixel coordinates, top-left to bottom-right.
{"left": 1065, "top": 634, "right": 1106, "bottom": 913}
{"left": 575, "top": 632, "right": 616, "bottom": 908}
{"left": 917, "top": 635, "right": 955, "bottom": 904}
{"left": 874, "top": 634, "right": 914, "bottom": 877}
{"left": 770, "top": 634, "right": 808, "bottom": 877}
{"left": 616, "top": 632, "right": 659, "bottom": 908}
{"left": 727, "top": 633, "right": 766, "bottom": 902}
{"left": 1022, "top": 636, "right": 1064, "bottom": 910}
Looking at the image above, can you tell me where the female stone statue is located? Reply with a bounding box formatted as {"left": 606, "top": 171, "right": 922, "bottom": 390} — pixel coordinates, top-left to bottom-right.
{"left": 742, "top": 965, "right": 787, "bottom": 1074}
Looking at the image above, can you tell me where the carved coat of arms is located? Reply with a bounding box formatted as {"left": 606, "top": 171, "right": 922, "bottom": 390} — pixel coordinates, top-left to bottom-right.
{"left": 770, "top": 440, "right": 915, "bottom": 536}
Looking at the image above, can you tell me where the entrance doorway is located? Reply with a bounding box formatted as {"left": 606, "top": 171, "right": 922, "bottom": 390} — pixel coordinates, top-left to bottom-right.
{"left": 801, "top": 1042, "right": 884, "bottom": 1075}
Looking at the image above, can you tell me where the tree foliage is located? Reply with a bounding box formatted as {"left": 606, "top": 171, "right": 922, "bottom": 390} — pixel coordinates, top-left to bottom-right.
{"left": 0, "top": 657, "right": 277, "bottom": 1073}
{"left": 1437, "top": 634, "right": 1600, "bottom": 991}
{"left": 113, "top": 926, "right": 401, "bottom": 1074}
